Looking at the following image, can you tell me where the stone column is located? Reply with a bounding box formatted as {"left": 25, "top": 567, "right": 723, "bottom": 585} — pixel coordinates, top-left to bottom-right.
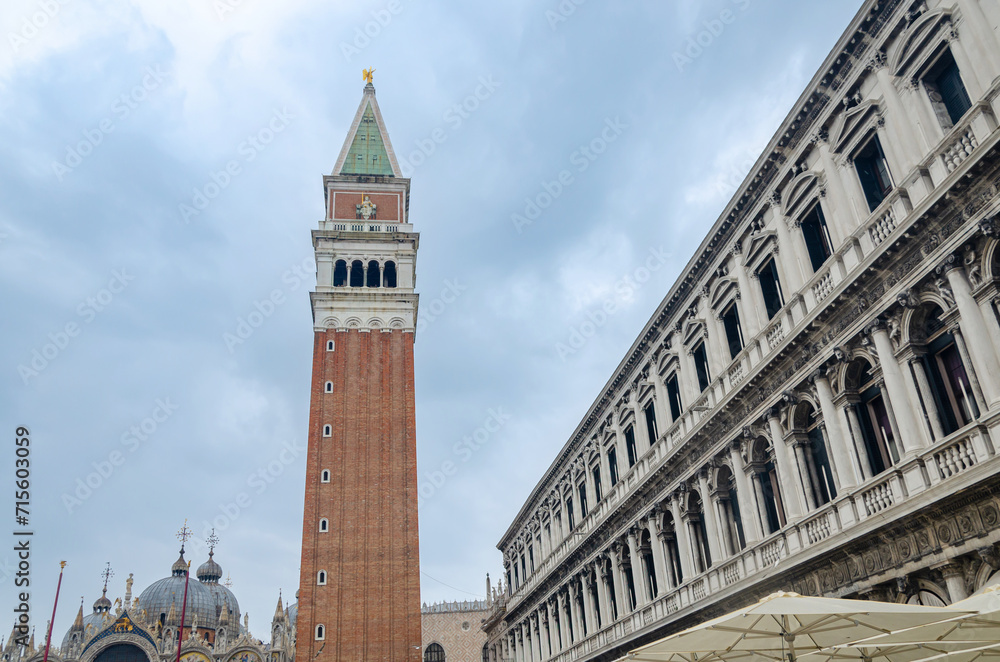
{"left": 567, "top": 581, "right": 581, "bottom": 644}
{"left": 877, "top": 380, "right": 904, "bottom": 462}
{"left": 843, "top": 402, "right": 874, "bottom": 479}
{"left": 813, "top": 372, "right": 859, "bottom": 489}
{"left": 951, "top": 326, "right": 988, "bottom": 415}
{"left": 583, "top": 459, "right": 597, "bottom": 515}
{"left": 669, "top": 495, "right": 695, "bottom": 580}
{"left": 555, "top": 592, "right": 569, "bottom": 650}
{"left": 611, "top": 545, "right": 630, "bottom": 613}
{"left": 696, "top": 470, "right": 724, "bottom": 563}
{"left": 942, "top": 250, "right": 1000, "bottom": 405}
{"left": 869, "top": 321, "right": 924, "bottom": 453}
{"left": 546, "top": 600, "right": 559, "bottom": 652}
{"left": 909, "top": 356, "right": 946, "bottom": 441}
{"left": 940, "top": 562, "right": 970, "bottom": 603}
{"left": 646, "top": 513, "right": 671, "bottom": 593}
{"left": 732, "top": 244, "right": 763, "bottom": 337}
{"left": 750, "top": 471, "right": 771, "bottom": 535}
{"left": 631, "top": 391, "right": 651, "bottom": 456}
{"left": 557, "top": 485, "right": 569, "bottom": 542}
{"left": 626, "top": 530, "right": 650, "bottom": 606}
{"left": 772, "top": 204, "right": 808, "bottom": 289}
{"left": 581, "top": 572, "right": 596, "bottom": 635}
{"left": 872, "top": 58, "right": 922, "bottom": 172}
{"left": 793, "top": 440, "right": 818, "bottom": 511}
{"left": 612, "top": 417, "right": 629, "bottom": 475}
{"left": 766, "top": 408, "right": 804, "bottom": 520}
{"left": 652, "top": 371, "right": 671, "bottom": 434}
{"left": 595, "top": 560, "right": 612, "bottom": 624}
{"left": 729, "top": 441, "right": 762, "bottom": 543}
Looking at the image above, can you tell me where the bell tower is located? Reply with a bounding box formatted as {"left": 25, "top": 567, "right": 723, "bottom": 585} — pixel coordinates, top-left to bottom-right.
{"left": 296, "top": 77, "right": 422, "bottom": 662}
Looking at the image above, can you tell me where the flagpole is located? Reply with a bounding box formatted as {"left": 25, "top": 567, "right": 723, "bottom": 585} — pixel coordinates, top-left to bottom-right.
{"left": 43, "top": 561, "right": 67, "bottom": 662}
{"left": 175, "top": 559, "right": 191, "bottom": 662}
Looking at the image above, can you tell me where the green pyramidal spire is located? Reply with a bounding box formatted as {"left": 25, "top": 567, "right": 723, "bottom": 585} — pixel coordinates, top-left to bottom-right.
{"left": 334, "top": 83, "right": 399, "bottom": 177}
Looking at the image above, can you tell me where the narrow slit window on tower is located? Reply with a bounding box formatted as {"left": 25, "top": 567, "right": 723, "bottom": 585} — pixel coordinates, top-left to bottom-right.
{"left": 800, "top": 204, "right": 833, "bottom": 273}
{"left": 758, "top": 258, "right": 785, "bottom": 320}
{"left": 319, "top": 518, "right": 329, "bottom": 532}
{"left": 317, "top": 570, "right": 326, "bottom": 585}
{"left": 315, "top": 625, "right": 325, "bottom": 641}
{"left": 333, "top": 260, "right": 348, "bottom": 287}
{"left": 350, "top": 260, "right": 364, "bottom": 287}
{"left": 321, "top": 469, "right": 330, "bottom": 483}
{"left": 323, "top": 424, "right": 332, "bottom": 437}
{"left": 325, "top": 381, "right": 334, "bottom": 393}
{"left": 367, "top": 260, "right": 381, "bottom": 288}
{"left": 854, "top": 134, "right": 893, "bottom": 212}
{"left": 326, "top": 340, "right": 335, "bottom": 352}
{"left": 384, "top": 261, "right": 398, "bottom": 288}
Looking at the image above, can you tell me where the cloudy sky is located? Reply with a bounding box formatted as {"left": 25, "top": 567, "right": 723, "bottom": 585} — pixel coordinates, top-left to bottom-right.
{"left": 0, "top": 0, "right": 866, "bottom": 644}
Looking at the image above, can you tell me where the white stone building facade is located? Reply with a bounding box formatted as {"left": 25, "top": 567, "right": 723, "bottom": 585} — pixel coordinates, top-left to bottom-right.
{"left": 484, "top": 2, "right": 1000, "bottom": 662}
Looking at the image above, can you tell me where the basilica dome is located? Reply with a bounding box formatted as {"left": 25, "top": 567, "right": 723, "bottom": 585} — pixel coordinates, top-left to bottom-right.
{"left": 137, "top": 550, "right": 218, "bottom": 629}
{"left": 196, "top": 550, "right": 240, "bottom": 626}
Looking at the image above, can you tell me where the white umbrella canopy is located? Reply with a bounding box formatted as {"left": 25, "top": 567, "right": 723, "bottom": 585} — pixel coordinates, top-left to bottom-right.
{"left": 847, "top": 585, "right": 1000, "bottom": 647}
{"left": 803, "top": 642, "right": 999, "bottom": 662}
{"left": 624, "top": 592, "right": 967, "bottom": 662}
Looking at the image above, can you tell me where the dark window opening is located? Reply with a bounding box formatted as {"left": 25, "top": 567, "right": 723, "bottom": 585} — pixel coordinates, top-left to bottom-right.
{"left": 800, "top": 205, "right": 834, "bottom": 273}
{"left": 854, "top": 135, "right": 893, "bottom": 212}
{"left": 693, "top": 342, "right": 711, "bottom": 392}
{"left": 925, "top": 49, "right": 972, "bottom": 127}
{"left": 721, "top": 303, "right": 744, "bottom": 359}
{"left": 644, "top": 403, "right": 658, "bottom": 445}
{"left": 608, "top": 448, "right": 619, "bottom": 486}
{"left": 666, "top": 374, "right": 683, "bottom": 419}
{"left": 758, "top": 258, "right": 784, "bottom": 320}
{"left": 592, "top": 466, "right": 603, "bottom": 500}
{"left": 383, "top": 261, "right": 397, "bottom": 288}
{"left": 761, "top": 462, "right": 785, "bottom": 532}
{"left": 624, "top": 426, "right": 637, "bottom": 467}
{"left": 350, "top": 260, "right": 364, "bottom": 287}
{"left": 566, "top": 496, "right": 575, "bottom": 530}
{"left": 425, "top": 643, "right": 446, "bottom": 662}
{"left": 333, "top": 260, "right": 348, "bottom": 286}
{"left": 578, "top": 483, "right": 588, "bottom": 516}
{"left": 643, "top": 550, "right": 658, "bottom": 598}
{"left": 366, "top": 260, "right": 380, "bottom": 287}
{"left": 926, "top": 335, "right": 979, "bottom": 433}
{"left": 624, "top": 563, "right": 637, "bottom": 610}
{"left": 528, "top": 545, "right": 534, "bottom": 573}
{"left": 805, "top": 407, "right": 836, "bottom": 505}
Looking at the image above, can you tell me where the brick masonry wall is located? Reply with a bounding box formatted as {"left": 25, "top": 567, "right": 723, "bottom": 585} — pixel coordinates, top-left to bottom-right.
{"left": 296, "top": 329, "right": 421, "bottom": 662}
{"left": 422, "top": 610, "right": 489, "bottom": 662}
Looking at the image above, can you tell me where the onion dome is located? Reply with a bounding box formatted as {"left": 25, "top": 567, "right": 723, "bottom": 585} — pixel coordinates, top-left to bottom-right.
{"left": 196, "top": 551, "right": 223, "bottom": 583}
{"left": 197, "top": 548, "right": 240, "bottom": 627}
{"left": 93, "top": 589, "right": 112, "bottom": 614}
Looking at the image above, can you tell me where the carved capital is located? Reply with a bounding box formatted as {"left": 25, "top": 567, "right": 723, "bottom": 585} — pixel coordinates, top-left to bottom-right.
{"left": 936, "top": 253, "right": 961, "bottom": 275}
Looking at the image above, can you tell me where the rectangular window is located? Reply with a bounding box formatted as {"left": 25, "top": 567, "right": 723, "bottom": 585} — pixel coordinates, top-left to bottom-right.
{"left": 608, "top": 447, "right": 619, "bottom": 486}
{"left": 666, "top": 373, "right": 683, "bottom": 419}
{"left": 854, "top": 134, "right": 893, "bottom": 212}
{"left": 644, "top": 402, "right": 658, "bottom": 444}
{"left": 528, "top": 545, "right": 535, "bottom": 573}
{"left": 693, "top": 341, "right": 711, "bottom": 392}
{"left": 758, "top": 258, "right": 784, "bottom": 320}
{"left": 721, "top": 303, "right": 744, "bottom": 359}
{"left": 520, "top": 555, "right": 526, "bottom": 582}
{"left": 592, "top": 465, "right": 602, "bottom": 500}
{"left": 566, "top": 496, "right": 575, "bottom": 530}
{"left": 578, "top": 483, "right": 588, "bottom": 516}
{"left": 624, "top": 425, "right": 637, "bottom": 467}
{"left": 926, "top": 49, "right": 972, "bottom": 127}
{"left": 800, "top": 204, "right": 833, "bottom": 272}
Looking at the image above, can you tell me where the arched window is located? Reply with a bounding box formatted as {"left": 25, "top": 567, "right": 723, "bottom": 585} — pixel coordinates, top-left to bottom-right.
{"left": 482, "top": 643, "right": 489, "bottom": 662}
{"left": 333, "top": 260, "right": 348, "bottom": 287}
{"left": 93, "top": 643, "right": 150, "bottom": 662}
{"left": 323, "top": 424, "right": 332, "bottom": 437}
{"left": 325, "top": 381, "right": 333, "bottom": 393}
{"left": 424, "top": 643, "right": 445, "bottom": 662}
{"left": 384, "top": 261, "right": 397, "bottom": 288}
{"left": 793, "top": 403, "right": 836, "bottom": 507}
{"left": 846, "top": 358, "right": 898, "bottom": 476}
{"left": 350, "top": 260, "right": 364, "bottom": 287}
{"left": 319, "top": 518, "right": 329, "bottom": 532}
{"left": 321, "top": 469, "right": 330, "bottom": 483}
{"left": 366, "top": 260, "right": 381, "bottom": 288}
{"left": 326, "top": 340, "right": 335, "bottom": 351}
{"left": 315, "top": 624, "right": 325, "bottom": 640}
{"left": 913, "top": 304, "right": 979, "bottom": 435}
{"left": 715, "top": 465, "right": 746, "bottom": 554}
{"left": 317, "top": 570, "right": 326, "bottom": 585}
{"left": 749, "top": 437, "right": 785, "bottom": 534}
{"left": 602, "top": 556, "right": 618, "bottom": 620}
{"left": 660, "top": 511, "right": 683, "bottom": 586}
{"left": 687, "top": 491, "right": 712, "bottom": 572}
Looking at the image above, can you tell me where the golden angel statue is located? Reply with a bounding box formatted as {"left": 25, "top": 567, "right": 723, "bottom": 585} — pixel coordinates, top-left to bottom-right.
{"left": 362, "top": 68, "right": 375, "bottom": 84}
